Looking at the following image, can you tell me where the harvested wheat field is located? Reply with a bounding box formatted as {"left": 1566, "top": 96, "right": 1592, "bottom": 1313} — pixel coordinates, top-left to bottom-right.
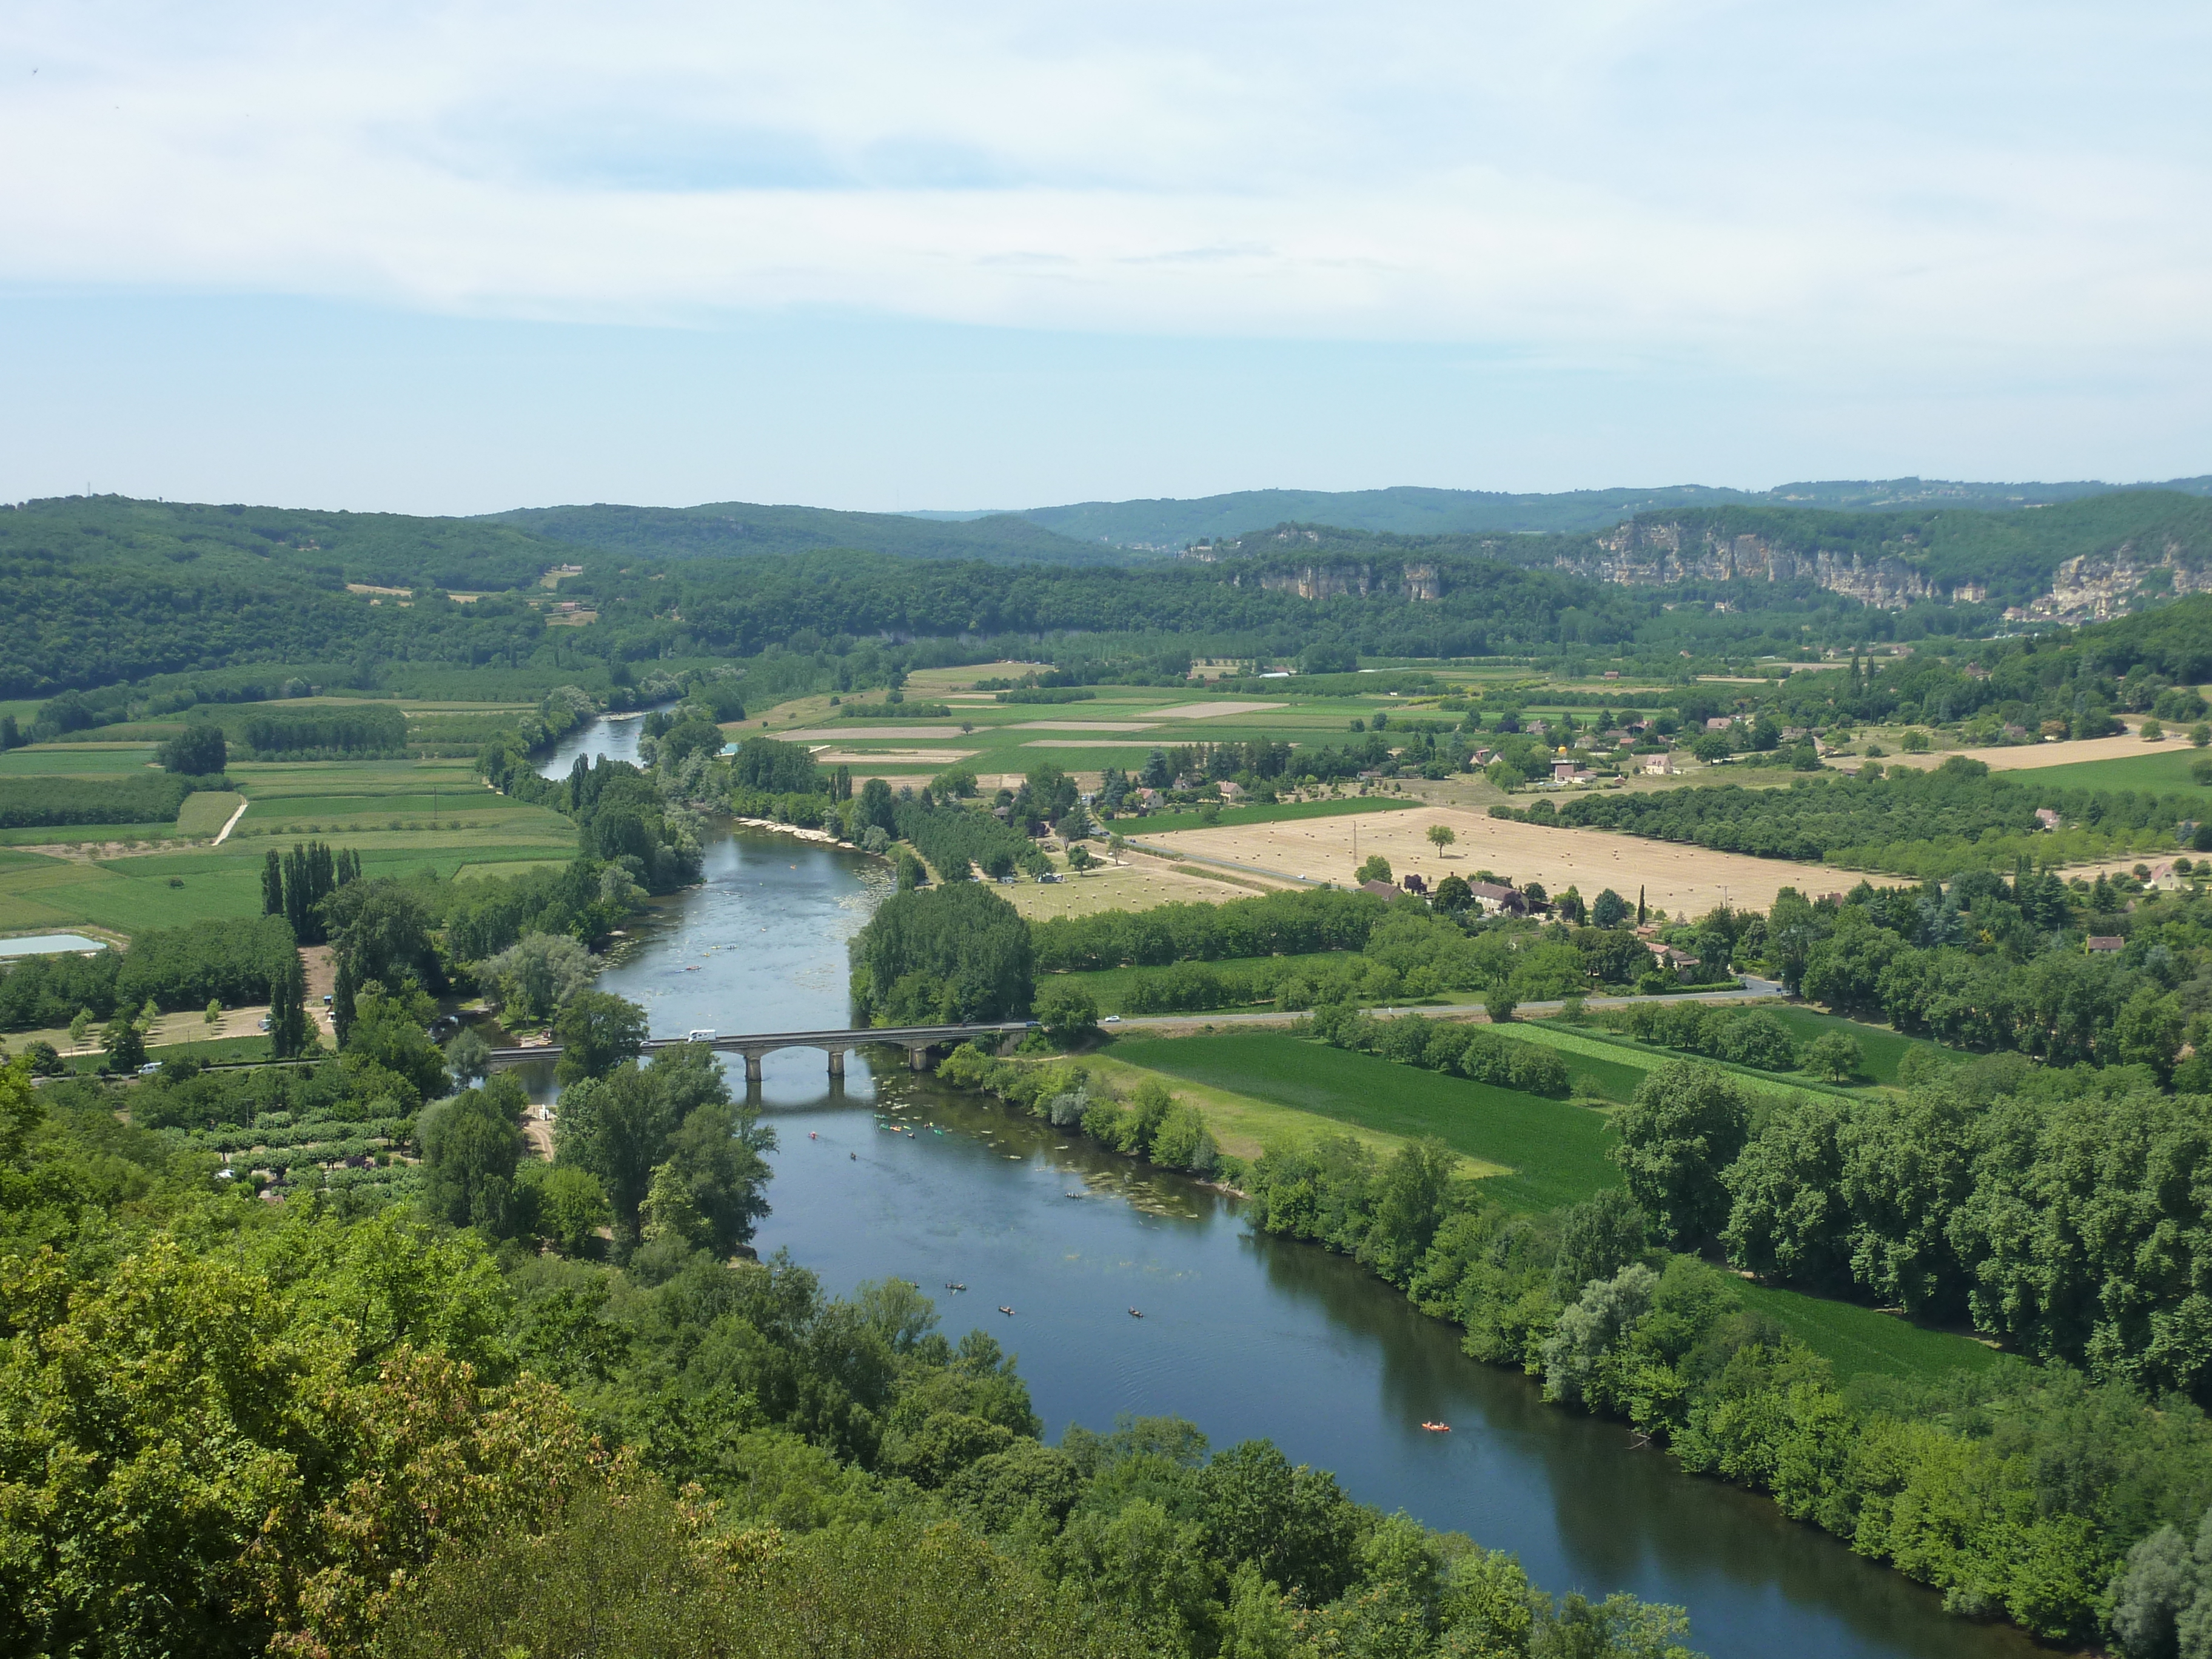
{"left": 1139, "top": 804, "right": 1885, "bottom": 917}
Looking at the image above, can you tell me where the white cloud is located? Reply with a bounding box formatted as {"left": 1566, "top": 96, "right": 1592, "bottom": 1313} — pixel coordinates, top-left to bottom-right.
{"left": 1, "top": 0, "right": 2207, "bottom": 385}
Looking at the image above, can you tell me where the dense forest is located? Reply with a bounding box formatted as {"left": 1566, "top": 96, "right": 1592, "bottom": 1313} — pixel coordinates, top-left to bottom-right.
{"left": 15, "top": 490, "right": 2212, "bottom": 706}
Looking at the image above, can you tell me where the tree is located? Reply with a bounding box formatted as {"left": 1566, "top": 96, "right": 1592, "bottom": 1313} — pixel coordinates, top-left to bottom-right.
{"left": 1196, "top": 1440, "right": 1363, "bottom": 1607}
{"left": 520, "top": 1164, "right": 613, "bottom": 1256}
{"left": 68, "top": 1009, "right": 93, "bottom": 1050}
{"left": 1804, "top": 1030, "right": 1863, "bottom": 1082}
{"left": 1611, "top": 1061, "right": 1751, "bottom": 1247}
{"left": 158, "top": 722, "right": 226, "bottom": 775}
{"left": 1035, "top": 981, "right": 1099, "bottom": 1045}
{"left": 341, "top": 984, "right": 451, "bottom": 1104}
{"left": 267, "top": 950, "right": 310, "bottom": 1060}
{"left": 1592, "top": 888, "right": 1629, "bottom": 928}
{"left": 1434, "top": 873, "right": 1472, "bottom": 913}
{"left": 553, "top": 991, "right": 649, "bottom": 1086}
{"left": 857, "top": 777, "right": 899, "bottom": 836}
{"left": 1485, "top": 987, "right": 1517, "bottom": 1024}
{"left": 203, "top": 997, "right": 221, "bottom": 1024}
{"left": 1426, "top": 824, "right": 1456, "bottom": 857}
{"left": 99, "top": 1014, "right": 146, "bottom": 1074}
{"left": 481, "top": 932, "right": 596, "bottom": 1022}
{"left": 1550, "top": 1189, "right": 1649, "bottom": 1300}
{"left": 555, "top": 1044, "right": 770, "bottom": 1250}
{"left": 1356, "top": 854, "right": 1393, "bottom": 886}
{"left": 1067, "top": 842, "right": 1094, "bottom": 873}
{"left": 261, "top": 850, "right": 284, "bottom": 916}
{"left": 420, "top": 1076, "right": 528, "bottom": 1235}
{"left": 444, "top": 1026, "right": 493, "bottom": 1087}
{"left": 20, "top": 1039, "right": 63, "bottom": 1076}
{"left": 849, "top": 883, "right": 1034, "bottom": 1026}
{"left": 1637, "top": 886, "right": 1647, "bottom": 925}
{"left": 331, "top": 952, "right": 359, "bottom": 1047}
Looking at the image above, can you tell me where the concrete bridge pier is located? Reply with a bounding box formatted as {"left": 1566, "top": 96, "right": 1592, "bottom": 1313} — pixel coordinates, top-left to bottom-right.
{"left": 826, "top": 1047, "right": 846, "bottom": 1079}
{"left": 742, "top": 1051, "right": 765, "bottom": 1084}
{"left": 907, "top": 1044, "right": 932, "bottom": 1072}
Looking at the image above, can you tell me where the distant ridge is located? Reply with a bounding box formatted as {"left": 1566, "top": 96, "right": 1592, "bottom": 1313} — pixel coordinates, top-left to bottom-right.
{"left": 946, "top": 476, "right": 2212, "bottom": 548}
{"left": 478, "top": 500, "right": 1129, "bottom": 567}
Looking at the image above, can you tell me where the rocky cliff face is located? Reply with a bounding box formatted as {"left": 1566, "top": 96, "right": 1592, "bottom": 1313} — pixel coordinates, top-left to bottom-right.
{"left": 1555, "top": 521, "right": 1946, "bottom": 608}
{"left": 2007, "top": 539, "right": 2212, "bottom": 623}
{"left": 1247, "top": 561, "right": 1444, "bottom": 601}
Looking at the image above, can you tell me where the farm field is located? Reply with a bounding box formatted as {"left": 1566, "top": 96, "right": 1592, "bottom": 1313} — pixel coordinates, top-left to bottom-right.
{"left": 1076, "top": 1050, "right": 1489, "bottom": 1168}
{"left": 1992, "top": 743, "right": 2212, "bottom": 798}
{"left": 993, "top": 854, "right": 1296, "bottom": 922}
{"left": 1873, "top": 722, "right": 2161, "bottom": 773}
{"left": 1108, "top": 1030, "right": 1622, "bottom": 1212}
{"left": 0, "top": 745, "right": 162, "bottom": 775}
{"left": 735, "top": 673, "right": 1463, "bottom": 788}
{"left": 1759, "top": 1006, "right": 1968, "bottom": 1085}
{"left": 1138, "top": 802, "right": 1877, "bottom": 916}
{"left": 0, "top": 751, "right": 578, "bottom": 939}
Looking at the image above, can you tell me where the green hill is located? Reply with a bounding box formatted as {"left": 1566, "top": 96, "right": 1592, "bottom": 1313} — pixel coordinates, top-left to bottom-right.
{"left": 481, "top": 500, "right": 1130, "bottom": 567}
{"left": 1007, "top": 475, "right": 2212, "bottom": 549}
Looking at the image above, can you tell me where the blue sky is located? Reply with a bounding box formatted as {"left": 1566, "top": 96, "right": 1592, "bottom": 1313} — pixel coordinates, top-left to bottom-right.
{"left": 2, "top": 1, "right": 2207, "bottom": 514}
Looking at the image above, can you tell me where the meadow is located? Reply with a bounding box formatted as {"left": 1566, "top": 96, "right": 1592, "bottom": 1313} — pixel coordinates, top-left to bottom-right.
{"left": 1108, "top": 1030, "right": 1622, "bottom": 1212}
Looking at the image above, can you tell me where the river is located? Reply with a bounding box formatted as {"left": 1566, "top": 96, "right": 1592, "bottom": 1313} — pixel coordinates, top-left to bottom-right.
{"left": 537, "top": 718, "right": 2045, "bottom": 1659}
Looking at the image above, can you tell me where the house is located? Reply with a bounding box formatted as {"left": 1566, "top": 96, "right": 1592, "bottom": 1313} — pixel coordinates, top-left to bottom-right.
{"left": 1706, "top": 717, "right": 1735, "bottom": 732}
{"left": 1550, "top": 764, "right": 1597, "bottom": 786}
{"left": 1359, "top": 879, "right": 1401, "bottom": 899}
{"left": 1467, "top": 881, "right": 1527, "bottom": 916}
{"left": 1216, "top": 780, "right": 1245, "bottom": 802}
{"left": 1647, "top": 942, "right": 1702, "bottom": 979}
{"left": 2086, "top": 935, "right": 2125, "bottom": 954}
{"left": 1641, "top": 753, "right": 1677, "bottom": 776}
{"left": 1603, "top": 669, "right": 1621, "bottom": 680}
{"left": 1135, "top": 788, "right": 1164, "bottom": 809}
{"left": 1471, "top": 747, "right": 1495, "bottom": 766}
{"left": 2034, "top": 807, "right": 2062, "bottom": 829}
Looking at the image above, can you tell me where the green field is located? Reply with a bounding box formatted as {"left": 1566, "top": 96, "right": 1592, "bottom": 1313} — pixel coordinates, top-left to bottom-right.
{"left": 0, "top": 747, "right": 577, "bottom": 938}
{"left": 1760, "top": 1007, "right": 1965, "bottom": 1085}
{"left": 0, "top": 745, "right": 162, "bottom": 775}
{"left": 1739, "top": 1282, "right": 1997, "bottom": 1381}
{"left": 1124, "top": 797, "right": 1422, "bottom": 836}
{"left": 2000, "top": 745, "right": 2212, "bottom": 800}
{"left": 1513, "top": 1019, "right": 1863, "bottom": 1104}
{"left": 1109, "top": 1031, "right": 1621, "bottom": 1212}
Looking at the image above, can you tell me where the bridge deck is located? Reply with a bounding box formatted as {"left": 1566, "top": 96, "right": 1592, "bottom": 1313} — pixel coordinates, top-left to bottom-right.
{"left": 486, "top": 1020, "right": 1034, "bottom": 1065}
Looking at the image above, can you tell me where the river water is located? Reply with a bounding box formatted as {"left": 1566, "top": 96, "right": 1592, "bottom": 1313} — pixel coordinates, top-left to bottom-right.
{"left": 537, "top": 720, "right": 2043, "bottom": 1659}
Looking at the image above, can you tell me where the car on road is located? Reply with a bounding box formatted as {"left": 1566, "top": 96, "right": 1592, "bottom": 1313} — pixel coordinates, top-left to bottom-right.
{"left": 1102, "top": 1014, "right": 1122, "bottom": 1024}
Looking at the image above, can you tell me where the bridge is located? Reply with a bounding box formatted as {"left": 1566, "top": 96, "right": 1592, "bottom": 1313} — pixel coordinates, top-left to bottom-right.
{"left": 486, "top": 1020, "right": 1037, "bottom": 1082}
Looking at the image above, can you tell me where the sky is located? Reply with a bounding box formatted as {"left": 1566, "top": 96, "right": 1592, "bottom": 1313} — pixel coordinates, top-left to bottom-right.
{"left": 2, "top": 0, "right": 2207, "bottom": 514}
